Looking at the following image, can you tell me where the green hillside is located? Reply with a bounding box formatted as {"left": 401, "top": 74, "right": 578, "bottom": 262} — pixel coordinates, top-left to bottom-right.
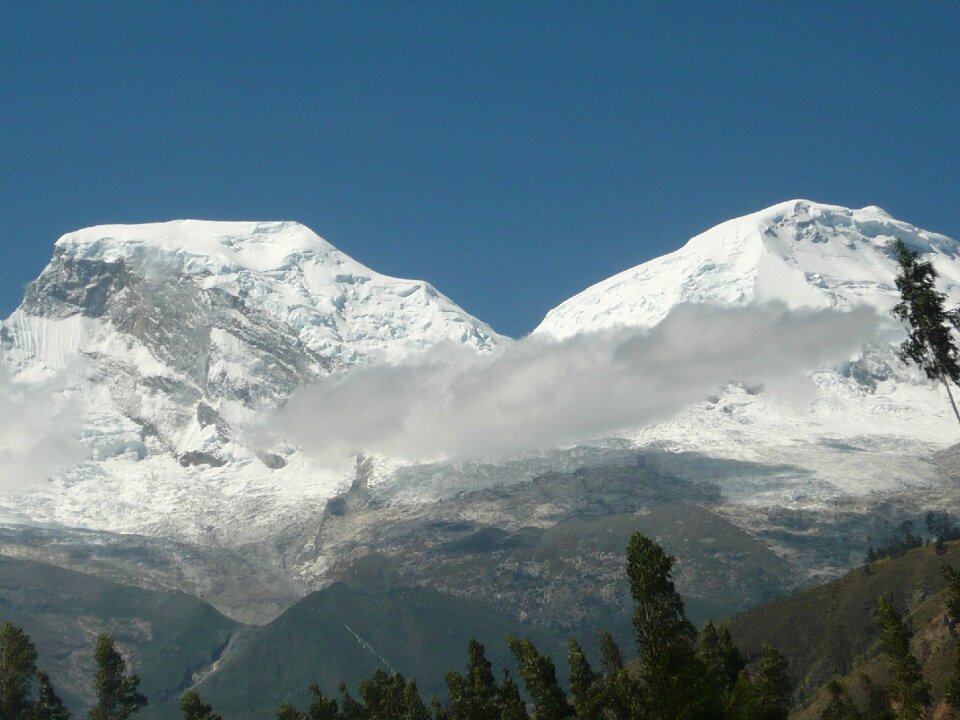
{"left": 0, "top": 554, "right": 241, "bottom": 716}
{"left": 195, "top": 582, "right": 567, "bottom": 719}
{"left": 723, "top": 541, "right": 960, "bottom": 717}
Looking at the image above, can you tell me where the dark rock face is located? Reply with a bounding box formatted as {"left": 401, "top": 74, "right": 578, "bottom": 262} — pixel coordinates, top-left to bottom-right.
{"left": 21, "top": 252, "right": 134, "bottom": 319}
{"left": 178, "top": 451, "right": 227, "bottom": 468}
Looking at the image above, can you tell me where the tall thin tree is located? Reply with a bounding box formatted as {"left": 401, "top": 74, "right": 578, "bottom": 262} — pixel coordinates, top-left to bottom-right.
{"left": 891, "top": 239, "right": 960, "bottom": 426}
{"left": 88, "top": 635, "right": 146, "bottom": 720}
{"left": 875, "top": 596, "right": 931, "bottom": 719}
{"left": 0, "top": 622, "right": 38, "bottom": 720}
{"left": 942, "top": 563, "right": 960, "bottom": 711}
{"left": 626, "top": 533, "right": 703, "bottom": 720}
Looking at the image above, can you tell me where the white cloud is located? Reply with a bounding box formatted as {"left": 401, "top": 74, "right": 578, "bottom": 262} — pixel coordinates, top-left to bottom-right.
{"left": 0, "top": 365, "right": 85, "bottom": 490}
{"left": 259, "top": 303, "right": 883, "bottom": 464}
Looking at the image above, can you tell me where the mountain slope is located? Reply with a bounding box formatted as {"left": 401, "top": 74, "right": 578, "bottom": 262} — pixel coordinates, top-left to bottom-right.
{"left": 534, "top": 200, "right": 960, "bottom": 510}
{"left": 0, "top": 554, "right": 241, "bottom": 715}
{"left": 724, "top": 540, "right": 960, "bottom": 718}
{"left": 192, "top": 583, "right": 567, "bottom": 720}
{"left": 0, "top": 220, "right": 501, "bottom": 543}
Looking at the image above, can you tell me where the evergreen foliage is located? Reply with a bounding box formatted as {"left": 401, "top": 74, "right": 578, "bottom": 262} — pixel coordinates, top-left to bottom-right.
{"left": 818, "top": 679, "right": 862, "bottom": 720}
{"left": 307, "top": 685, "right": 341, "bottom": 720}
{"left": 275, "top": 705, "right": 305, "bottom": 720}
{"left": 20, "top": 532, "right": 960, "bottom": 720}
{"left": 861, "top": 675, "right": 895, "bottom": 720}
{"left": 0, "top": 620, "right": 38, "bottom": 720}
{"left": 445, "top": 639, "right": 498, "bottom": 720}
{"left": 566, "top": 639, "right": 602, "bottom": 720}
{"left": 926, "top": 511, "right": 960, "bottom": 543}
{"left": 29, "top": 670, "right": 70, "bottom": 720}
{"left": 181, "top": 691, "right": 222, "bottom": 720}
{"left": 891, "top": 238, "right": 960, "bottom": 425}
{"left": 698, "top": 621, "right": 746, "bottom": 716}
{"left": 875, "top": 596, "right": 931, "bottom": 719}
{"left": 357, "top": 670, "right": 404, "bottom": 720}
{"left": 593, "top": 632, "right": 635, "bottom": 720}
{"left": 88, "top": 635, "right": 147, "bottom": 720}
{"left": 865, "top": 521, "right": 924, "bottom": 563}
{"left": 725, "top": 645, "right": 792, "bottom": 720}
{"left": 337, "top": 684, "right": 366, "bottom": 720}
{"left": 626, "top": 533, "right": 703, "bottom": 719}
{"left": 275, "top": 685, "right": 340, "bottom": 720}
{"left": 495, "top": 671, "right": 527, "bottom": 720}
{"left": 507, "top": 637, "right": 570, "bottom": 720}
{"left": 430, "top": 695, "right": 449, "bottom": 720}
{"left": 401, "top": 679, "right": 431, "bottom": 720}
{"left": 750, "top": 644, "right": 792, "bottom": 720}
{"left": 942, "top": 563, "right": 960, "bottom": 711}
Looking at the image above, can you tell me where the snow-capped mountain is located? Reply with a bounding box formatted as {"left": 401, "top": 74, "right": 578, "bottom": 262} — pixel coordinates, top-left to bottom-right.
{"left": 537, "top": 200, "right": 960, "bottom": 504}
{"left": 4, "top": 201, "right": 960, "bottom": 627}
{"left": 536, "top": 200, "right": 960, "bottom": 338}
{"left": 0, "top": 220, "right": 501, "bottom": 541}
{"left": 3, "top": 201, "right": 960, "bottom": 556}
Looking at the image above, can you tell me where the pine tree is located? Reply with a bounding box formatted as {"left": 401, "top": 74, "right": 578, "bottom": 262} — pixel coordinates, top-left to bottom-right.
{"left": 29, "top": 670, "right": 70, "bottom": 720}
{"left": 430, "top": 695, "right": 450, "bottom": 720}
{"left": 180, "top": 691, "right": 221, "bottom": 720}
{"left": 944, "top": 563, "right": 960, "bottom": 624}
{"left": 0, "top": 621, "right": 38, "bottom": 720}
{"left": 338, "top": 683, "right": 366, "bottom": 720}
{"left": 445, "top": 639, "right": 498, "bottom": 720}
{"left": 567, "top": 639, "right": 602, "bottom": 720}
{"left": 496, "top": 670, "right": 528, "bottom": 720}
{"left": 275, "top": 704, "right": 306, "bottom": 720}
{"left": 445, "top": 672, "right": 470, "bottom": 720}
{"left": 860, "top": 675, "right": 895, "bottom": 720}
{"left": 751, "top": 644, "right": 792, "bottom": 720}
{"left": 698, "top": 621, "right": 746, "bottom": 715}
{"left": 402, "top": 679, "right": 431, "bottom": 720}
{"left": 942, "top": 563, "right": 960, "bottom": 710}
{"left": 818, "top": 679, "right": 862, "bottom": 720}
{"left": 306, "top": 685, "right": 340, "bottom": 720}
{"left": 594, "top": 632, "right": 635, "bottom": 720}
{"left": 359, "top": 670, "right": 406, "bottom": 720}
{"left": 891, "top": 238, "right": 960, "bottom": 426}
{"left": 88, "top": 635, "right": 147, "bottom": 720}
{"left": 875, "top": 596, "right": 931, "bottom": 719}
{"left": 596, "top": 632, "right": 623, "bottom": 675}
{"left": 626, "top": 533, "right": 703, "bottom": 719}
{"left": 726, "top": 671, "right": 756, "bottom": 720}
{"left": 507, "top": 637, "right": 571, "bottom": 720}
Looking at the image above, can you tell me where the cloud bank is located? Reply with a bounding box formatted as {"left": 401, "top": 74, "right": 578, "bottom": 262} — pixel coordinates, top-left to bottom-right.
{"left": 0, "top": 365, "right": 84, "bottom": 490}
{"left": 261, "top": 303, "right": 883, "bottom": 464}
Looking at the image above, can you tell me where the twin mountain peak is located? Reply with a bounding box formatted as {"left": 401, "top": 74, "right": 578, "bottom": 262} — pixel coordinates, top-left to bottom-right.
{"left": 2, "top": 199, "right": 959, "bottom": 543}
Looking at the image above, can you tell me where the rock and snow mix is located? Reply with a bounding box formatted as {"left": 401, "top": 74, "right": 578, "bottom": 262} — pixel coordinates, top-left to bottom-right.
{"left": 2, "top": 202, "right": 959, "bottom": 543}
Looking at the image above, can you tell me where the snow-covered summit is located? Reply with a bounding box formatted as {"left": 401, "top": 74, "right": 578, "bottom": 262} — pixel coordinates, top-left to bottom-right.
{"left": 0, "top": 219, "right": 502, "bottom": 542}
{"left": 44, "top": 219, "right": 501, "bottom": 363}
{"left": 535, "top": 200, "right": 960, "bottom": 339}
{"left": 56, "top": 220, "right": 340, "bottom": 272}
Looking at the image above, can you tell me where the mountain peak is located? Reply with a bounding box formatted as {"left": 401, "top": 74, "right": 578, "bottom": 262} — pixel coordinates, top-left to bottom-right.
{"left": 54, "top": 220, "right": 341, "bottom": 274}
{"left": 535, "top": 200, "right": 960, "bottom": 339}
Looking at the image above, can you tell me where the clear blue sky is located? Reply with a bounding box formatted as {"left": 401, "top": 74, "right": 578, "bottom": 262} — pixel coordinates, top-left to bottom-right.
{"left": 1, "top": 2, "right": 958, "bottom": 337}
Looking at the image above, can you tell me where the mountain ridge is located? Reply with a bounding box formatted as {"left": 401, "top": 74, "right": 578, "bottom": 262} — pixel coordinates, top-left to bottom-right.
{"left": 3, "top": 201, "right": 960, "bottom": 629}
